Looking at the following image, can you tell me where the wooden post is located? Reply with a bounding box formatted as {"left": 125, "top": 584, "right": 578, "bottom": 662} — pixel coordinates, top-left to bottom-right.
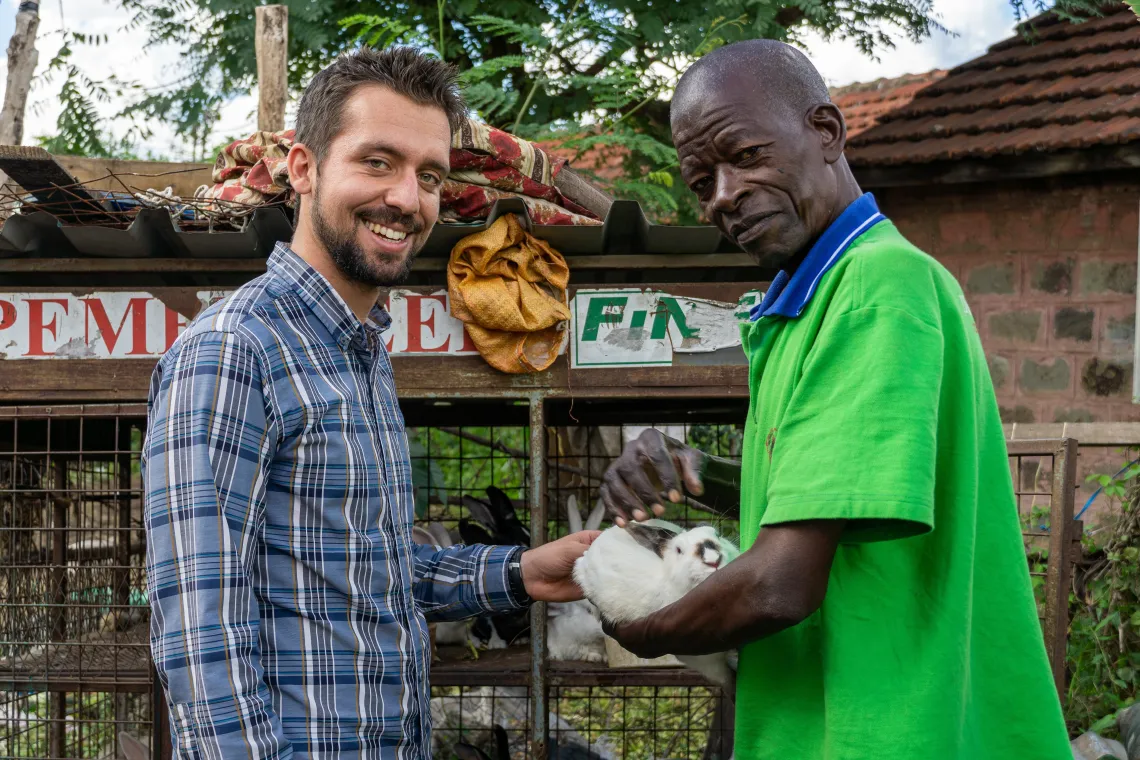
{"left": 255, "top": 5, "right": 289, "bottom": 133}
{"left": 0, "top": 1, "right": 40, "bottom": 146}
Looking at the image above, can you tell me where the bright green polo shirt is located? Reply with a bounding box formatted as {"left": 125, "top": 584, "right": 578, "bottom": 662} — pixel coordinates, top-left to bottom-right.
{"left": 735, "top": 220, "right": 1070, "bottom": 758}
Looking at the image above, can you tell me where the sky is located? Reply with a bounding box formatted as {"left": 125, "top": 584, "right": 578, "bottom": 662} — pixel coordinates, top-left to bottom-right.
{"left": 0, "top": 0, "right": 1026, "bottom": 161}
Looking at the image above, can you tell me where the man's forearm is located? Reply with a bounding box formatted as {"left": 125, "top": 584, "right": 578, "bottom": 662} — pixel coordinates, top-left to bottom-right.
{"left": 609, "top": 520, "right": 845, "bottom": 658}
{"left": 413, "top": 543, "right": 528, "bottom": 620}
{"left": 620, "top": 552, "right": 799, "bottom": 657}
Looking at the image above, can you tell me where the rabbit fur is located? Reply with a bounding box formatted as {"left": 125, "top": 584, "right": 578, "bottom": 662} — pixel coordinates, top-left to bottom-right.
{"left": 573, "top": 520, "right": 741, "bottom": 699}
{"left": 548, "top": 495, "right": 607, "bottom": 663}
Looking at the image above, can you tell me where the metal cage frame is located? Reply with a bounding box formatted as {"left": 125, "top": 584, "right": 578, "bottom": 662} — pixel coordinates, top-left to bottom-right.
{"left": 0, "top": 403, "right": 1082, "bottom": 760}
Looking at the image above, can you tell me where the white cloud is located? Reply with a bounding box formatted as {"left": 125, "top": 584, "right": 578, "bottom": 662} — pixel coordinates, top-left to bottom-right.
{"left": 800, "top": 0, "right": 1018, "bottom": 87}
{"left": 0, "top": 0, "right": 258, "bottom": 160}
{"left": 0, "top": 0, "right": 1023, "bottom": 159}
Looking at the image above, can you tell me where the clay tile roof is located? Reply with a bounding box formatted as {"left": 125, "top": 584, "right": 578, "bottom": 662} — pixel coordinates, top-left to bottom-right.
{"left": 847, "top": 3, "right": 1140, "bottom": 167}
{"left": 830, "top": 71, "right": 949, "bottom": 136}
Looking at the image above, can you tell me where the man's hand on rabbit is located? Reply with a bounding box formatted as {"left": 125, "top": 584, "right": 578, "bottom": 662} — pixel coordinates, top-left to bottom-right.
{"left": 521, "top": 531, "right": 602, "bottom": 602}
{"left": 599, "top": 429, "right": 705, "bottom": 526}
{"left": 601, "top": 616, "right": 663, "bottom": 660}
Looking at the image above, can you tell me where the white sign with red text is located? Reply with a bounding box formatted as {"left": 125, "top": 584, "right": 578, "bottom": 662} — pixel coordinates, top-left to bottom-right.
{"left": 0, "top": 289, "right": 484, "bottom": 360}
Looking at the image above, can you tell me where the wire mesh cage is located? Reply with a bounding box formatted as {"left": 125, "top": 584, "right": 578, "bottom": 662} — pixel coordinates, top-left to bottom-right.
{"left": 0, "top": 406, "right": 151, "bottom": 760}
{"left": 0, "top": 403, "right": 1080, "bottom": 759}
{"left": 416, "top": 421, "right": 741, "bottom": 760}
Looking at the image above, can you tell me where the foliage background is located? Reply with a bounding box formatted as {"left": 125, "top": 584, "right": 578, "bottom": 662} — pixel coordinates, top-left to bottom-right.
{"left": 26, "top": 0, "right": 1119, "bottom": 221}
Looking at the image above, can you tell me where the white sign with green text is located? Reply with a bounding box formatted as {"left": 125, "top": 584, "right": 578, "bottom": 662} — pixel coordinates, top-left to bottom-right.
{"left": 569, "top": 289, "right": 762, "bottom": 369}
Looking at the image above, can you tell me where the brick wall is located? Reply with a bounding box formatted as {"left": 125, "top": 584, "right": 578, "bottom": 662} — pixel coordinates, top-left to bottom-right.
{"left": 874, "top": 175, "right": 1140, "bottom": 424}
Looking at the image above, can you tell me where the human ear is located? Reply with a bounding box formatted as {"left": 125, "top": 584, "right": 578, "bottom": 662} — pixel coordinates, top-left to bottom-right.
{"left": 286, "top": 143, "right": 317, "bottom": 196}
{"left": 808, "top": 103, "right": 847, "bottom": 165}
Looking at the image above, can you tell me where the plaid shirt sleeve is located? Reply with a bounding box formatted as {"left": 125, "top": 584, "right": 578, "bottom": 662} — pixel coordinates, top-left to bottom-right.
{"left": 412, "top": 544, "right": 528, "bottom": 621}
{"left": 143, "top": 331, "right": 294, "bottom": 760}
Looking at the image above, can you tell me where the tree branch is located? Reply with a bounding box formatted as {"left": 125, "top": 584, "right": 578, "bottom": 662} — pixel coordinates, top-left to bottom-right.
{"left": 775, "top": 7, "right": 806, "bottom": 28}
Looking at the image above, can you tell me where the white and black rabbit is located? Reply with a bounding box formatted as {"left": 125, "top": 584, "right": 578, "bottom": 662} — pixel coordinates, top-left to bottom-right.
{"left": 547, "top": 495, "right": 607, "bottom": 663}
{"left": 573, "top": 520, "right": 741, "bottom": 699}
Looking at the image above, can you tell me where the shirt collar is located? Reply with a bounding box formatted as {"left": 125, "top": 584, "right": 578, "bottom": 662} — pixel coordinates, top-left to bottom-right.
{"left": 749, "top": 193, "right": 886, "bottom": 321}
{"left": 267, "top": 243, "right": 392, "bottom": 351}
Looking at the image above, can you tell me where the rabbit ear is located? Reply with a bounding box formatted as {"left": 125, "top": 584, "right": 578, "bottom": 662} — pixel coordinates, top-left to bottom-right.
{"left": 486, "top": 486, "right": 531, "bottom": 546}
{"left": 459, "top": 518, "right": 497, "bottom": 545}
{"left": 566, "top": 495, "right": 583, "bottom": 533}
{"left": 410, "top": 526, "right": 439, "bottom": 548}
{"left": 493, "top": 725, "right": 510, "bottom": 760}
{"left": 453, "top": 742, "right": 492, "bottom": 760}
{"left": 426, "top": 522, "right": 454, "bottom": 548}
{"left": 485, "top": 486, "right": 516, "bottom": 522}
{"left": 625, "top": 523, "right": 678, "bottom": 558}
{"left": 118, "top": 733, "right": 149, "bottom": 760}
{"left": 463, "top": 495, "right": 500, "bottom": 533}
{"left": 585, "top": 498, "right": 606, "bottom": 531}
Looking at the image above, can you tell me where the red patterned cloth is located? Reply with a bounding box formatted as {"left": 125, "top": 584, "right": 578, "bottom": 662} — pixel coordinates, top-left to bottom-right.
{"left": 196, "top": 120, "right": 601, "bottom": 226}
{"left": 199, "top": 130, "right": 294, "bottom": 210}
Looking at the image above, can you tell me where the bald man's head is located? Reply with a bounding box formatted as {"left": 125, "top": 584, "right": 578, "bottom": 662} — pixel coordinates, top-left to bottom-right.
{"left": 672, "top": 40, "right": 831, "bottom": 125}
{"left": 669, "top": 40, "right": 859, "bottom": 268}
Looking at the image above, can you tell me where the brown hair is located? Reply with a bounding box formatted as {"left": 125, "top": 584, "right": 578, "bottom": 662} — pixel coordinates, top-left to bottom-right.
{"left": 294, "top": 47, "right": 466, "bottom": 164}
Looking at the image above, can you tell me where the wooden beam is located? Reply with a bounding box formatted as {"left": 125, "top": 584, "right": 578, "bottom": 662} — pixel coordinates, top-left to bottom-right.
{"left": 854, "top": 144, "right": 1140, "bottom": 189}
{"left": 1004, "top": 422, "right": 1140, "bottom": 447}
{"left": 55, "top": 156, "right": 213, "bottom": 201}
{"left": 255, "top": 5, "right": 289, "bottom": 133}
{"left": 0, "top": 355, "right": 751, "bottom": 402}
{"left": 0, "top": 252, "right": 757, "bottom": 274}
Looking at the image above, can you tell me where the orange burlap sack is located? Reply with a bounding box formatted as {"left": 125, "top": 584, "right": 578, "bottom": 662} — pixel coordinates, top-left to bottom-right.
{"left": 447, "top": 214, "right": 570, "bottom": 374}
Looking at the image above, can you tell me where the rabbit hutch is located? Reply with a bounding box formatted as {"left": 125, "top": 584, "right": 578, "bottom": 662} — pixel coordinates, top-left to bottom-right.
{"left": 0, "top": 144, "right": 1081, "bottom": 760}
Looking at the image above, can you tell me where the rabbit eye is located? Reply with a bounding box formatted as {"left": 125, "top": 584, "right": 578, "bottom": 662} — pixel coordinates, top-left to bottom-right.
{"left": 676, "top": 547, "right": 682, "bottom": 554}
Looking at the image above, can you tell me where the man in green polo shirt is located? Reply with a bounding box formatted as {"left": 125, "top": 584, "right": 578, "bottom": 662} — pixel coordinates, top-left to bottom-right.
{"left": 599, "top": 40, "right": 1071, "bottom": 759}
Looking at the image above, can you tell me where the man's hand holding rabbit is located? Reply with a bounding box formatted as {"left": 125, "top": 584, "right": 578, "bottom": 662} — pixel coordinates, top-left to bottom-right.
{"left": 598, "top": 520, "right": 846, "bottom": 659}
{"left": 521, "top": 531, "right": 602, "bottom": 602}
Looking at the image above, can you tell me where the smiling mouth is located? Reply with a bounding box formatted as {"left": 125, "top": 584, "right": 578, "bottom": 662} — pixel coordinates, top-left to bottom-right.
{"left": 363, "top": 219, "right": 408, "bottom": 242}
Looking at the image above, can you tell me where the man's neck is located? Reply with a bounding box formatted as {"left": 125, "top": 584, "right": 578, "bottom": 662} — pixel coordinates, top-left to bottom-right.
{"left": 290, "top": 228, "right": 381, "bottom": 323}
{"left": 786, "top": 173, "right": 864, "bottom": 277}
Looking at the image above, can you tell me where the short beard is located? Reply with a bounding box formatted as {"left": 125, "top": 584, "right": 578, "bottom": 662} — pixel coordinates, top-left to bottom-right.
{"left": 309, "top": 186, "right": 421, "bottom": 288}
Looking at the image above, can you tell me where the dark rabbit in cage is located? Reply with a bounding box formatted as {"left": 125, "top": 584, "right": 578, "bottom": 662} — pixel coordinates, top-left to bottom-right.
{"left": 452, "top": 724, "right": 611, "bottom": 760}
{"left": 460, "top": 487, "right": 532, "bottom": 650}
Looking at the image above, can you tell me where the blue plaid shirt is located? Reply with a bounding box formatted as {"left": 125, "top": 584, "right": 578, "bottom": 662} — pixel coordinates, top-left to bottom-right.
{"left": 143, "top": 244, "right": 526, "bottom": 760}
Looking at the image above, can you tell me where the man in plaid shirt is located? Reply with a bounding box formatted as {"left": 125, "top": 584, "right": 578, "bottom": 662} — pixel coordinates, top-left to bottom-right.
{"left": 142, "top": 48, "right": 599, "bottom": 759}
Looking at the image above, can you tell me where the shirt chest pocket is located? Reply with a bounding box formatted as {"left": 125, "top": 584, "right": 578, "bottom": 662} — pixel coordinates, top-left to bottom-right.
{"left": 270, "top": 398, "right": 389, "bottom": 534}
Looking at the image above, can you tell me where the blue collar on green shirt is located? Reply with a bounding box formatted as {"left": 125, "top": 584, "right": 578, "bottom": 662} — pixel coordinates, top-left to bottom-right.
{"left": 750, "top": 193, "right": 887, "bottom": 321}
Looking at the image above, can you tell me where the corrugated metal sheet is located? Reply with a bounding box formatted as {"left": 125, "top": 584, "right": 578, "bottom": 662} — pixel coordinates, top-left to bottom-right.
{"left": 0, "top": 197, "right": 739, "bottom": 261}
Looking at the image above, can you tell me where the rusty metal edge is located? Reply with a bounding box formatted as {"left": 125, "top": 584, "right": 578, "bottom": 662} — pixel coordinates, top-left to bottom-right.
{"left": 1044, "top": 437, "right": 1078, "bottom": 700}
{"left": 528, "top": 392, "right": 549, "bottom": 760}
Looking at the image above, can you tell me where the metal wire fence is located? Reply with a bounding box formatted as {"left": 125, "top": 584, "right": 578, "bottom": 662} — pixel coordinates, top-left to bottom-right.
{"left": 0, "top": 405, "right": 1079, "bottom": 759}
